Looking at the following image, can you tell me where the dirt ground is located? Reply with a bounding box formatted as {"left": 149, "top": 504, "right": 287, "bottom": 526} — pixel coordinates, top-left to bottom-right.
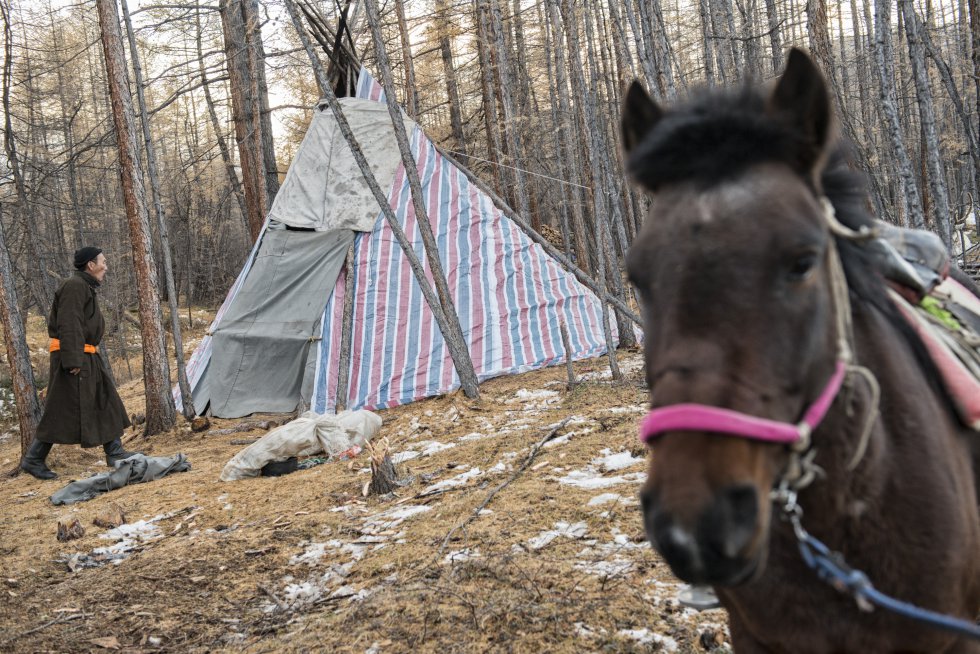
{"left": 0, "top": 317, "right": 732, "bottom": 654}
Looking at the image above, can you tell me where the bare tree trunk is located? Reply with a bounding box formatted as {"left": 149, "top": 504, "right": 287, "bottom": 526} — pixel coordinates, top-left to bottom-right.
{"left": 710, "top": 0, "right": 730, "bottom": 84}
{"left": 915, "top": 10, "right": 980, "bottom": 222}
{"left": 482, "top": 0, "right": 533, "bottom": 226}
{"left": 647, "top": 0, "right": 678, "bottom": 97}
{"left": 245, "top": 0, "right": 279, "bottom": 205}
{"left": 763, "top": 0, "right": 783, "bottom": 73}
{"left": 557, "top": 0, "right": 621, "bottom": 379}
{"left": 900, "top": 0, "right": 953, "bottom": 247}
{"left": 195, "top": 5, "right": 248, "bottom": 233}
{"left": 622, "top": 0, "right": 657, "bottom": 89}
{"left": 546, "top": 0, "right": 592, "bottom": 275}
{"left": 0, "top": 209, "right": 41, "bottom": 461}
{"left": 219, "top": 0, "right": 268, "bottom": 242}
{"left": 969, "top": 0, "right": 980, "bottom": 128}
{"left": 95, "top": 0, "right": 176, "bottom": 435}
{"left": 435, "top": 0, "right": 466, "bottom": 165}
{"left": 698, "top": 0, "right": 717, "bottom": 85}
{"left": 806, "top": 0, "right": 837, "bottom": 88}
{"left": 874, "top": 0, "right": 926, "bottom": 227}
{"left": 393, "top": 0, "right": 419, "bottom": 117}
{"left": 120, "top": 0, "right": 195, "bottom": 418}
{"left": 285, "top": 0, "right": 480, "bottom": 400}
{"left": 474, "top": 5, "right": 504, "bottom": 193}
{"left": 707, "top": 0, "right": 734, "bottom": 82}
{"left": 511, "top": 0, "right": 536, "bottom": 113}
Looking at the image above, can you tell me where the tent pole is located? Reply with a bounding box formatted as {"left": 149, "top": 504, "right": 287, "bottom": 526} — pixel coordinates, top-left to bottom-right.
{"left": 334, "top": 242, "right": 356, "bottom": 411}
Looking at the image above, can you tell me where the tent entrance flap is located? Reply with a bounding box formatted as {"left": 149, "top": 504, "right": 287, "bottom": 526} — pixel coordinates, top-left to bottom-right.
{"left": 207, "top": 228, "right": 355, "bottom": 418}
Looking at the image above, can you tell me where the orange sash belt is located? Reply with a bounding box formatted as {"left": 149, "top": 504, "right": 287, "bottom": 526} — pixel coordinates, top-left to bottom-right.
{"left": 49, "top": 338, "right": 98, "bottom": 354}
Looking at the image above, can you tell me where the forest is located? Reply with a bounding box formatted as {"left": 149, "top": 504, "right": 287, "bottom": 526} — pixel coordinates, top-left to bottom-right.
{"left": 2, "top": 0, "right": 979, "bottom": 425}
{"left": 1, "top": 0, "right": 979, "bottom": 650}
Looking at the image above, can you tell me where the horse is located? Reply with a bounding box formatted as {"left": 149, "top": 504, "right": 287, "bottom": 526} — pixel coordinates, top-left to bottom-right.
{"left": 621, "top": 48, "right": 980, "bottom": 653}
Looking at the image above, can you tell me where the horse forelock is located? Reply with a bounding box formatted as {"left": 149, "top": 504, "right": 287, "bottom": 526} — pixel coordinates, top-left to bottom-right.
{"left": 626, "top": 86, "right": 812, "bottom": 192}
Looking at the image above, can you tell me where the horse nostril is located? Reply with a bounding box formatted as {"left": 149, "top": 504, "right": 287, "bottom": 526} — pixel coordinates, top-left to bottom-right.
{"left": 709, "top": 484, "right": 760, "bottom": 559}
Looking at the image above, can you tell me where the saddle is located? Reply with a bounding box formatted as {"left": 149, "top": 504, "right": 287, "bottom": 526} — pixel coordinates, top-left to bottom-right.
{"left": 869, "top": 221, "right": 980, "bottom": 430}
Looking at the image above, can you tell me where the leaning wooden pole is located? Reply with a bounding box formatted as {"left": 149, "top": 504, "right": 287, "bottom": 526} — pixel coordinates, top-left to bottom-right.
{"left": 361, "top": 0, "right": 481, "bottom": 399}
{"left": 283, "top": 0, "right": 480, "bottom": 400}
{"left": 335, "top": 242, "right": 356, "bottom": 411}
{"left": 121, "top": 0, "right": 195, "bottom": 419}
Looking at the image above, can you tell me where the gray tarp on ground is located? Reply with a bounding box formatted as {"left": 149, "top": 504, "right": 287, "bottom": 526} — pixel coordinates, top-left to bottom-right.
{"left": 267, "top": 97, "right": 414, "bottom": 232}
{"left": 50, "top": 454, "right": 191, "bottom": 505}
{"left": 206, "top": 228, "right": 354, "bottom": 418}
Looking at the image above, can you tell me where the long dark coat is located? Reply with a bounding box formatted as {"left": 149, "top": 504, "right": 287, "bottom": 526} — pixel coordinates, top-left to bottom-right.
{"left": 35, "top": 271, "right": 131, "bottom": 447}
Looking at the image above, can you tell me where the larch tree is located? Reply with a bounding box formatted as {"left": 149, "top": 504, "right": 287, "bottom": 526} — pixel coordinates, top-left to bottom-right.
{"left": 95, "top": 0, "right": 176, "bottom": 435}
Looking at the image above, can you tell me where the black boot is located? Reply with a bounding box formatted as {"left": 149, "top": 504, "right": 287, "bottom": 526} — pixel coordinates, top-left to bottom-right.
{"left": 20, "top": 440, "right": 57, "bottom": 480}
{"left": 103, "top": 438, "right": 142, "bottom": 466}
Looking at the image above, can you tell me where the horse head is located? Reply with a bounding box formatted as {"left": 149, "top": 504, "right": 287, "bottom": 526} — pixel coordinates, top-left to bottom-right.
{"left": 622, "top": 49, "right": 850, "bottom": 586}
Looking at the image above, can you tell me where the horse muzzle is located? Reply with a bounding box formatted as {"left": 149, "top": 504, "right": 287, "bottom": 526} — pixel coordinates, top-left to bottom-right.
{"left": 641, "top": 483, "right": 765, "bottom": 586}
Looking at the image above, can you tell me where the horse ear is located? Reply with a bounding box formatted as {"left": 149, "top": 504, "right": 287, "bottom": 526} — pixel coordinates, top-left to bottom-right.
{"left": 621, "top": 80, "right": 663, "bottom": 154}
{"left": 767, "top": 48, "right": 834, "bottom": 173}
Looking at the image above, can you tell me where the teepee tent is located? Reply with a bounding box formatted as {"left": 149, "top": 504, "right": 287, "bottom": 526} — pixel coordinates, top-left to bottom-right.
{"left": 179, "top": 69, "right": 617, "bottom": 418}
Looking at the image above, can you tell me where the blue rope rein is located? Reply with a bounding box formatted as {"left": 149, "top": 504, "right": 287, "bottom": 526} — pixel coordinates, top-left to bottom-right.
{"left": 776, "top": 490, "right": 980, "bottom": 641}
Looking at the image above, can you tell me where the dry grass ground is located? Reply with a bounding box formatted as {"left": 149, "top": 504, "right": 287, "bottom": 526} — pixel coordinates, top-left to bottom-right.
{"left": 0, "top": 316, "right": 731, "bottom": 653}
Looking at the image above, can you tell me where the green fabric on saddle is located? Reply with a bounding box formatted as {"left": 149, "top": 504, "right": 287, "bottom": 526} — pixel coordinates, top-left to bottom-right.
{"left": 919, "top": 295, "right": 963, "bottom": 331}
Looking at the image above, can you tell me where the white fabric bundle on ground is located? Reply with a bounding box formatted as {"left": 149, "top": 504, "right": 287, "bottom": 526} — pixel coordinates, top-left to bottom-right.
{"left": 220, "top": 410, "right": 382, "bottom": 481}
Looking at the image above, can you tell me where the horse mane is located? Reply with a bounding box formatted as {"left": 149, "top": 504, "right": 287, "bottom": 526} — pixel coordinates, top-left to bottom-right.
{"left": 627, "top": 82, "right": 957, "bottom": 419}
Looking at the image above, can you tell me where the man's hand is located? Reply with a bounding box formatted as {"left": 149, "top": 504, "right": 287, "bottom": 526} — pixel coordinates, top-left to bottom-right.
{"left": 69, "top": 368, "right": 81, "bottom": 375}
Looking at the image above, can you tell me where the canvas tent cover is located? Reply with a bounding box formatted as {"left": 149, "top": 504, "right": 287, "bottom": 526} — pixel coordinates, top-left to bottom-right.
{"left": 179, "top": 69, "right": 616, "bottom": 418}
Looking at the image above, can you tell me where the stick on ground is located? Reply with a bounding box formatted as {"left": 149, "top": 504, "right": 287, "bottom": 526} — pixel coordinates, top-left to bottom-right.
{"left": 437, "top": 417, "right": 571, "bottom": 556}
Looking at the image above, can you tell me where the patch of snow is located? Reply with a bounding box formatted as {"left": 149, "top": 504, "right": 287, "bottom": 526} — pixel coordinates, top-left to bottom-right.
{"left": 587, "top": 493, "right": 623, "bottom": 506}
{"left": 573, "top": 557, "right": 635, "bottom": 578}
{"left": 421, "top": 467, "right": 483, "bottom": 494}
{"left": 617, "top": 629, "right": 678, "bottom": 652}
{"left": 574, "top": 622, "right": 608, "bottom": 639}
{"left": 557, "top": 470, "right": 646, "bottom": 489}
{"left": 417, "top": 441, "right": 456, "bottom": 457}
{"left": 542, "top": 428, "right": 595, "bottom": 449}
{"left": 527, "top": 521, "right": 588, "bottom": 550}
{"left": 281, "top": 581, "right": 321, "bottom": 606}
{"left": 443, "top": 548, "right": 481, "bottom": 564}
{"left": 509, "top": 389, "right": 559, "bottom": 402}
{"left": 458, "top": 432, "right": 490, "bottom": 442}
{"left": 592, "top": 449, "right": 645, "bottom": 472}
{"left": 362, "top": 505, "right": 432, "bottom": 533}
{"left": 290, "top": 542, "right": 330, "bottom": 566}
{"left": 100, "top": 517, "right": 159, "bottom": 536}
{"left": 391, "top": 451, "right": 420, "bottom": 464}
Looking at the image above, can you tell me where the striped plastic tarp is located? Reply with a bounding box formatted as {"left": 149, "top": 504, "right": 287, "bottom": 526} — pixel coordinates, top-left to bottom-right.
{"left": 310, "top": 76, "right": 613, "bottom": 411}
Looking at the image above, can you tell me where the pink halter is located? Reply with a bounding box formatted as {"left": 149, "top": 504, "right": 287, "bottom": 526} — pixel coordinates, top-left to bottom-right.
{"left": 638, "top": 361, "right": 847, "bottom": 445}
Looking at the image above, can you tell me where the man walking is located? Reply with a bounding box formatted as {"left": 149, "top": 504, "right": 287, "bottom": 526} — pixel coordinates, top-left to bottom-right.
{"left": 20, "top": 247, "right": 136, "bottom": 479}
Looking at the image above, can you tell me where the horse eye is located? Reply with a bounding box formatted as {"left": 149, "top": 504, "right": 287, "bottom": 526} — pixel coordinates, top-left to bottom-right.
{"left": 788, "top": 254, "right": 817, "bottom": 280}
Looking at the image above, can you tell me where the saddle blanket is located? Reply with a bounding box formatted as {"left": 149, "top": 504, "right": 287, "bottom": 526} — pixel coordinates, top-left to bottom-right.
{"left": 889, "top": 277, "right": 980, "bottom": 431}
